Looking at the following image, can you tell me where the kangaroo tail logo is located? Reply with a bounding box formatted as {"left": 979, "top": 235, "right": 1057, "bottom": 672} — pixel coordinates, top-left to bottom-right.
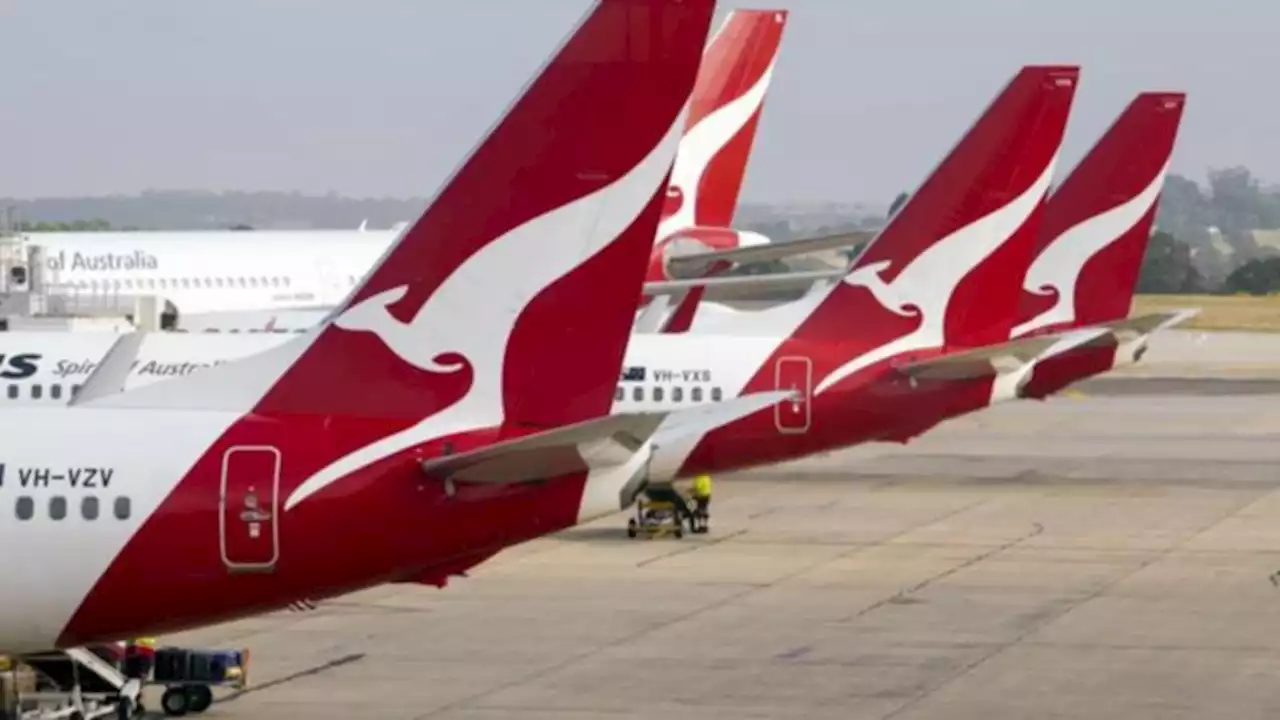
{"left": 840, "top": 260, "right": 921, "bottom": 318}
{"left": 333, "top": 286, "right": 468, "bottom": 374}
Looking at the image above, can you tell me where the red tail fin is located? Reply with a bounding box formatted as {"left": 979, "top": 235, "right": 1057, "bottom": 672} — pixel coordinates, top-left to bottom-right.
{"left": 1014, "top": 92, "right": 1186, "bottom": 336}
{"left": 276, "top": 0, "right": 713, "bottom": 428}
{"left": 98, "top": 0, "right": 716, "bottom": 433}
{"left": 659, "top": 9, "right": 787, "bottom": 234}
{"left": 659, "top": 285, "right": 707, "bottom": 333}
{"left": 796, "top": 66, "right": 1078, "bottom": 395}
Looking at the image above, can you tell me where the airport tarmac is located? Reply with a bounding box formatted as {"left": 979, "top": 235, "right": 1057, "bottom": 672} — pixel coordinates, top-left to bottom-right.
{"left": 156, "top": 336, "right": 1280, "bottom": 719}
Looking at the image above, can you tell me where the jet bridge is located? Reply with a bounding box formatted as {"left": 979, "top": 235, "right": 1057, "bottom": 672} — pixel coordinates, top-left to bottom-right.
{"left": 0, "top": 235, "right": 174, "bottom": 332}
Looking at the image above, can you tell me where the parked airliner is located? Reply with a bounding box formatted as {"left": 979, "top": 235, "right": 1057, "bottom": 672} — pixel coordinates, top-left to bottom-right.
{"left": 0, "top": 0, "right": 790, "bottom": 677}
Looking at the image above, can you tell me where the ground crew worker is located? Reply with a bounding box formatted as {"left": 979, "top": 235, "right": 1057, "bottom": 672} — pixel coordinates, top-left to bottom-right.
{"left": 691, "top": 473, "right": 712, "bottom": 533}
{"left": 123, "top": 637, "right": 157, "bottom": 680}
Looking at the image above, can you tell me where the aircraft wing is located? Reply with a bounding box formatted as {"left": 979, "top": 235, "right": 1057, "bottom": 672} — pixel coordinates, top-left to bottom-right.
{"left": 419, "top": 390, "right": 790, "bottom": 485}
{"left": 1103, "top": 309, "right": 1199, "bottom": 340}
{"left": 896, "top": 308, "right": 1199, "bottom": 383}
{"left": 642, "top": 268, "right": 845, "bottom": 302}
{"left": 664, "top": 229, "right": 872, "bottom": 278}
{"left": 69, "top": 331, "right": 147, "bottom": 406}
{"left": 894, "top": 328, "right": 1112, "bottom": 381}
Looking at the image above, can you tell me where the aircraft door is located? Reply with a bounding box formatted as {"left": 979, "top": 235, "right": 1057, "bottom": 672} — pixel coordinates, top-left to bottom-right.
{"left": 773, "top": 356, "right": 812, "bottom": 434}
{"left": 316, "top": 255, "right": 355, "bottom": 308}
{"left": 219, "top": 446, "right": 282, "bottom": 572}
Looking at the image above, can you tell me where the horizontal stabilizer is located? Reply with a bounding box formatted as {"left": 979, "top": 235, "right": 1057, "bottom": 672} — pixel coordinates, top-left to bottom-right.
{"left": 896, "top": 328, "right": 1111, "bottom": 381}
{"left": 649, "top": 389, "right": 793, "bottom": 446}
{"left": 72, "top": 331, "right": 147, "bottom": 406}
{"left": 1105, "top": 309, "right": 1199, "bottom": 340}
{"left": 643, "top": 268, "right": 844, "bottom": 301}
{"left": 664, "top": 229, "right": 871, "bottom": 277}
{"left": 419, "top": 390, "right": 790, "bottom": 485}
{"left": 634, "top": 294, "right": 678, "bottom": 333}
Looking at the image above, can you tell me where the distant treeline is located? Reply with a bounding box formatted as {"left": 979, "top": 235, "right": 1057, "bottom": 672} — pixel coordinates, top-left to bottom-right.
{"left": 13, "top": 219, "right": 116, "bottom": 232}
{"left": 0, "top": 191, "right": 432, "bottom": 232}
{"left": 11, "top": 168, "right": 1280, "bottom": 295}
{"left": 0, "top": 191, "right": 863, "bottom": 235}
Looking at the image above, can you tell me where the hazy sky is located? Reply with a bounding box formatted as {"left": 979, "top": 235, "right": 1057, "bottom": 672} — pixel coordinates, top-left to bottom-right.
{"left": 2, "top": 1, "right": 1275, "bottom": 204}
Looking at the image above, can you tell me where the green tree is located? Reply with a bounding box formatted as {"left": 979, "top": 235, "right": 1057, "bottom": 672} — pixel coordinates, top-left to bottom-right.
{"left": 1207, "top": 166, "right": 1265, "bottom": 259}
{"left": 17, "top": 219, "right": 112, "bottom": 232}
{"left": 1191, "top": 242, "right": 1231, "bottom": 287}
{"left": 1222, "top": 257, "right": 1280, "bottom": 295}
{"left": 1137, "top": 231, "right": 1205, "bottom": 293}
{"left": 1156, "top": 174, "right": 1213, "bottom": 248}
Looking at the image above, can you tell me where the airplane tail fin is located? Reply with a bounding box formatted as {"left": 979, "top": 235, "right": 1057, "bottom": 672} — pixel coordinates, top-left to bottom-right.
{"left": 92, "top": 0, "right": 716, "bottom": 431}
{"left": 797, "top": 65, "right": 1077, "bottom": 361}
{"left": 657, "top": 285, "right": 706, "bottom": 333}
{"left": 1014, "top": 92, "right": 1187, "bottom": 337}
{"left": 659, "top": 9, "right": 787, "bottom": 235}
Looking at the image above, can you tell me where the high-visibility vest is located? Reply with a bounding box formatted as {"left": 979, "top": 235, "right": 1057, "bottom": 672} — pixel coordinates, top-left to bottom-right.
{"left": 692, "top": 474, "right": 712, "bottom": 498}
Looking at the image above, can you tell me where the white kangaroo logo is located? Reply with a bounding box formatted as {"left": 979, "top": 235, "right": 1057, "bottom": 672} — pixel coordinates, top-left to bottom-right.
{"left": 334, "top": 286, "right": 467, "bottom": 373}
{"left": 813, "top": 156, "right": 1059, "bottom": 396}
{"left": 657, "top": 49, "right": 777, "bottom": 238}
{"left": 1012, "top": 159, "right": 1171, "bottom": 337}
{"left": 285, "top": 106, "right": 689, "bottom": 512}
{"left": 838, "top": 259, "right": 923, "bottom": 319}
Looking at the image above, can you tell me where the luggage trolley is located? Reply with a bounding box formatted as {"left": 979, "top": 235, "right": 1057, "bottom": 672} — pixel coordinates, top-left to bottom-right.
{"left": 627, "top": 498, "right": 685, "bottom": 539}
{"left": 145, "top": 646, "right": 249, "bottom": 717}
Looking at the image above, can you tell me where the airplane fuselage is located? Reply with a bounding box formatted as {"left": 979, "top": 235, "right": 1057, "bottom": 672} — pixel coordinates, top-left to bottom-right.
{"left": 0, "top": 405, "right": 631, "bottom": 653}
{"left": 21, "top": 231, "right": 391, "bottom": 315}
{"left": 0, "top": 326, "right": 1140, "bottom": 491}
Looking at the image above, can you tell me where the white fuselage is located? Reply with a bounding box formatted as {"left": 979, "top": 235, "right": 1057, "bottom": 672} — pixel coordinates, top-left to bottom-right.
{"left": 18, "top": 225, "right": 773, "bottom": 328}
{"left": 0, "top": 405, "right": 238, "bottom": 651}
{"left": 21, "top": 230, "right": 395, "bottom": 316}
{"left": 0, "top": 330, "right": 776, "bottom": 414}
